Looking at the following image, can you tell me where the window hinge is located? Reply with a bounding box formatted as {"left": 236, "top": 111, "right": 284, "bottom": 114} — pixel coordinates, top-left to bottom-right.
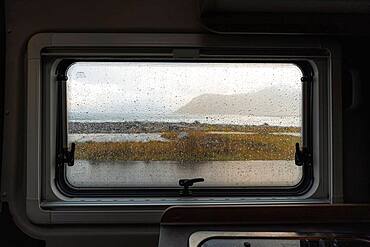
{"left": 295, "top": 143, "right": 312, "bottom": 166}
{"left": 179, "top": 178, "right": 204, "bottom": 196}
{"left": 57, "top": 143, "right": 76, "bottom": 167}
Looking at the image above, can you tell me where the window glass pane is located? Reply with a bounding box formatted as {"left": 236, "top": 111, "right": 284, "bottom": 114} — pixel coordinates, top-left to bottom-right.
{"left": 65, "top": 62, "right": 303, "bottom": 188}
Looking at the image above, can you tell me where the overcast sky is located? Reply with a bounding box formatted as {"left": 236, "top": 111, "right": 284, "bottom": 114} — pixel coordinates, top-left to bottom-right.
{"left": 67, "top": 62, "right": 302, "bottom": 115}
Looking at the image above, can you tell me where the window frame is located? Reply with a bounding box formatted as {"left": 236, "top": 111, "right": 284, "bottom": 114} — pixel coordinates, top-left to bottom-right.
{"left": 25, "top": 33, "right": 342, "bottom": 225}
{"left": 54, "top": 57, "right": 314, "bottom": 198}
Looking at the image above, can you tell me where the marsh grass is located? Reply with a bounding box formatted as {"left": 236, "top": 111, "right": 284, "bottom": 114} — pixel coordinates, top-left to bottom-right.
{"left": 75, "top": 130, "right": 300, "bottom": 161}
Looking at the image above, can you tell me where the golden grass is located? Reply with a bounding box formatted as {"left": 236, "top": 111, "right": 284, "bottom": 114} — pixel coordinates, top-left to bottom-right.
{"left": 75, "top": 130, "right": 300, "bottom": 161}
{"left": 200, "top": 124, "right": 300, "bottom": 133}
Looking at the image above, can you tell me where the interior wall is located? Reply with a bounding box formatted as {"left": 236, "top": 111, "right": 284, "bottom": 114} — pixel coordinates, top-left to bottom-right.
{"left": 1, "top": 0, "right": 370, "bottom": 246}
{"left": 341, "top": 37, "right": 370, "bottom": 203}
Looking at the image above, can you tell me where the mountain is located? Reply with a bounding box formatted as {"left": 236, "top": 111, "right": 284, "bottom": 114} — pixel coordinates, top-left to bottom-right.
{"left": 175, "top": 86, "right": 301, "bottom": 117}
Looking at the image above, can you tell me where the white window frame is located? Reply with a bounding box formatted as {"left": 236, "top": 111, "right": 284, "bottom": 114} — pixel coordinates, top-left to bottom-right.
{"left": 26, "top": 33, "right": 342, "bottom": 224}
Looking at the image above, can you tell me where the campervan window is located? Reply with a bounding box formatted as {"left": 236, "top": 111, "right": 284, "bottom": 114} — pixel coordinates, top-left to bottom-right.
{"left": 55, "top": 61, "right": 313, "bottom": 197}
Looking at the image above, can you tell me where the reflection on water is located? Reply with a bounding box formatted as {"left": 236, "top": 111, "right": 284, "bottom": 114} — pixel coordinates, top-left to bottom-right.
{"left": 69, "top": 133, "right": 167, "bottom": 143}
{"left": 66, "top": 160, "right": 302, "bottom": 188}
{"left": 69, "top": 132, "right": 300, "bottom": 143}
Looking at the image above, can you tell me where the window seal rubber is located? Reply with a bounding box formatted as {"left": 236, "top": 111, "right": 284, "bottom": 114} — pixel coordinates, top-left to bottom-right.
{"left": 53, "top": 58, "right": 314, "bottom": 198}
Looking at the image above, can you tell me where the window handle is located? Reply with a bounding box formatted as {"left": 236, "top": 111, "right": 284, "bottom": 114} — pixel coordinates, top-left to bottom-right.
{"left": 295, "top": 143, "right": 312, "bottom": 166}
{"left": 57, "top": 142, "right": 76, "bottom": 167}
{"left": 179, "top": 178, "right": 204, "bottom": 196}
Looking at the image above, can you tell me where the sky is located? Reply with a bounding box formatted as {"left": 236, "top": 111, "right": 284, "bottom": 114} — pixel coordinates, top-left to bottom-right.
{"left": 66, "top": 62, "right": 303, "bottom": 116}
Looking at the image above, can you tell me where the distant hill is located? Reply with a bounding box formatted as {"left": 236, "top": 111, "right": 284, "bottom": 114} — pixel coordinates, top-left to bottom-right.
{"left": 175, "top": 86, "right": 301, "bottom": 117}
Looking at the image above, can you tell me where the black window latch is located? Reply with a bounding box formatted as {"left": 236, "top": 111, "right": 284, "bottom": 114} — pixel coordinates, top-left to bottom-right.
{"left": 295, "top": 143, "right": 312, "bottom": 166}
{"left": 57, "top": 143, "right": 76, "bottom": 167}
{"left": 179, "top": 178, "right": 204, "bottom": 196}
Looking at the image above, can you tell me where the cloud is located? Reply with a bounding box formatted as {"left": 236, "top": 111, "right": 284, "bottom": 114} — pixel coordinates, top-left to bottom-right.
{"left": 67, "top": 62, "right": 302, "bottom": 116}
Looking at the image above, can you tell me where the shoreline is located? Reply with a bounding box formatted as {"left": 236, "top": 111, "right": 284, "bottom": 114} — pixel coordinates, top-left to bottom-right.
{"left": 68, "top": 121, "right": 301, "bottom": 134}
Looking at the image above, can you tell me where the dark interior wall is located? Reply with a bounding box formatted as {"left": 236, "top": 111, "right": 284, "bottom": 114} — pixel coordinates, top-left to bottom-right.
{"left": 341, "top": 37, "right": 370, "bottom": 203}
{"left": 0, "top": 0, "right": 5, "bottom": 198}
{"left": 1, "top": 0, "right": 370, "bottom": 246}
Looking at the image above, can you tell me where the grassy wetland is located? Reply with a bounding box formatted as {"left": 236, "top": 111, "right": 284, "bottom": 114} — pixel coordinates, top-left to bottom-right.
{"left": 71, "top": 122, "right": 301, "bottom": 162}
